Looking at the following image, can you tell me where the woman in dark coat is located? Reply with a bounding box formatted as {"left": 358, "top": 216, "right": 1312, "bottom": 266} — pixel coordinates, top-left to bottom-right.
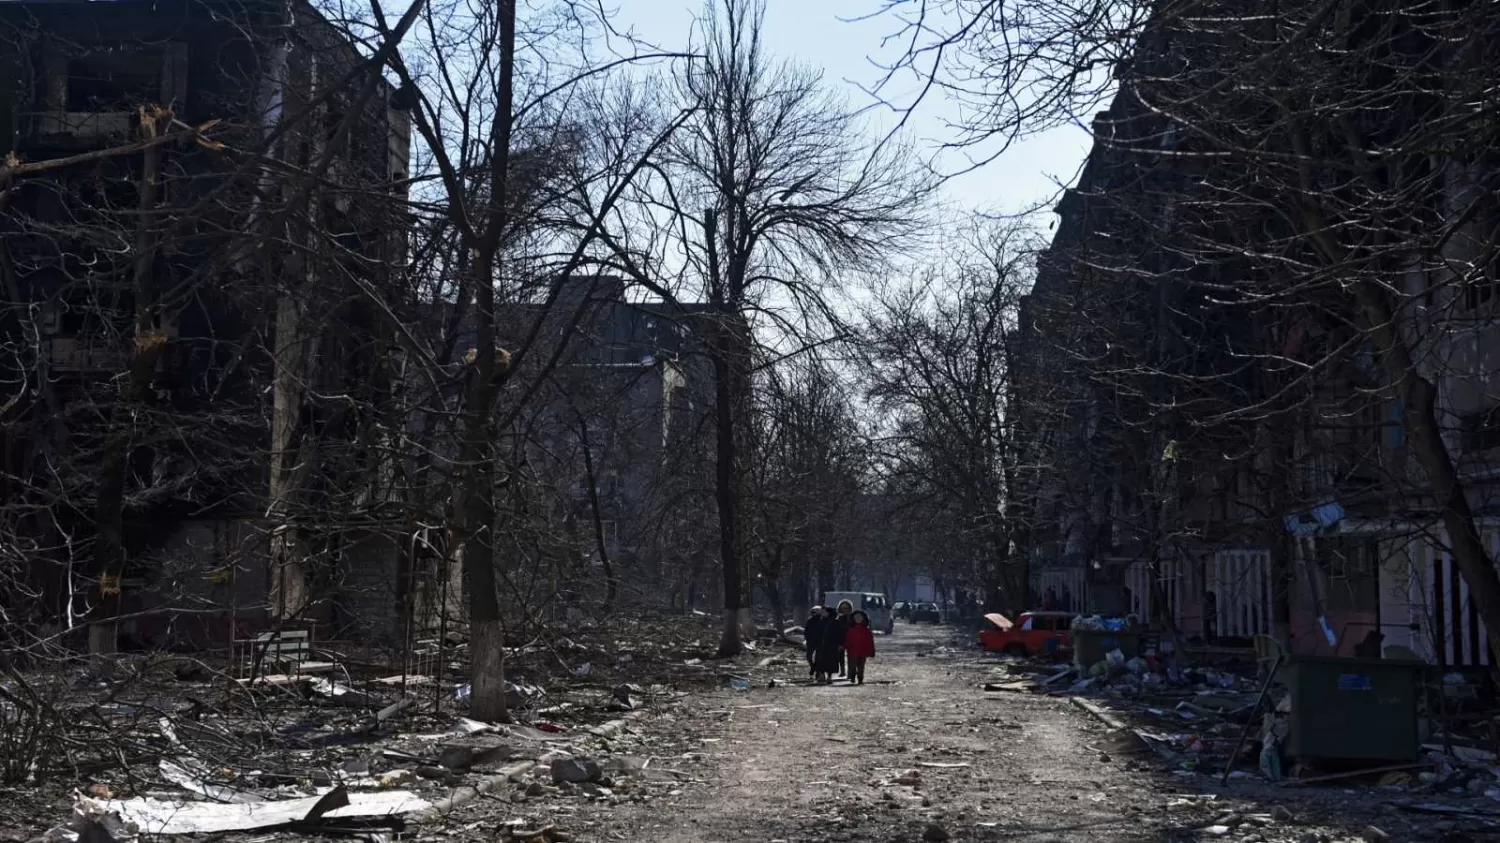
{"left": 813, "top": 600, "right": 854, "bottom": 684}
{"left": 803, "top": 606, "right": 827, "bottom": 678}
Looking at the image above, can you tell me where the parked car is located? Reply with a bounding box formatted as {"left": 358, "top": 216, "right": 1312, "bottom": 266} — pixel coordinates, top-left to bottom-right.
{"left": 823, "top": 591, "right": 896, "bottom": 634}
{"left": 893, "top": 601, "right": 912, "bottom": 621}
{"left": 977, "top": 611, "right": 1073, "bottom": 657}
{"left": 909, "top": 602, "right": 943, "bottom": 624}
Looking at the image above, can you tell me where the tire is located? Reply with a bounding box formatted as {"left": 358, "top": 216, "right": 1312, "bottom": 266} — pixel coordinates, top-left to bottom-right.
{"left": 1003, "top": 643, "right": 1028, "bottom": 657}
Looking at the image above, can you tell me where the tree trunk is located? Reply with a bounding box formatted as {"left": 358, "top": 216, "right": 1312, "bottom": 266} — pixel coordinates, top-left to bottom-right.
{"left": 269, "top": 295, "right": 311, "bottom": 619}
{"left": 88, "top": 109, "right": 169, "bottom": 656}
{"left": 459, "top": 279, "right": 506, "bottom": 721}
{"left": 576, "top": 414, "right": 619, "bottom": 614}
{"left": 711, "top": 308, "right": 745, "bottom": 658}
{"left": 458, "top": 0, "right": 518, "bottom": 723}
{"left": 815, "top": 562, "right": 834, "bottom": 603}
{"left": 791, "top": 561, "right": 811, "bottom": 620}
{"left": 1268, "top": 533, "right": 1295, "bottom": 647}
{"left": 766, "top": 574, "right": 787, "bottom": 632}
{"left": 470, "top": 616, "right": 507, "bottom": 720}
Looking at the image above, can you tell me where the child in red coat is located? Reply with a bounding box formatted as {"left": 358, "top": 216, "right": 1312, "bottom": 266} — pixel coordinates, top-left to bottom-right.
{"left": 844, "top": 611, "right": 876, "bottom": 685}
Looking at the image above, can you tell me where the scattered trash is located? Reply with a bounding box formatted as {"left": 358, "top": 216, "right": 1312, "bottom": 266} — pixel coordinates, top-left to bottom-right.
{"left": 728, "top": 678, "right": 752, "bottom": 691}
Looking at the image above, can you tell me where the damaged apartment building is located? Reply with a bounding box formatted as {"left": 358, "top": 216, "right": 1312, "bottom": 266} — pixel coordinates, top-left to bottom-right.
{"left": 0, "top": 0, "right": 412, "bottom": 651}
{"left": 1013, "top": 9, "right": 1500, "bottom": 668}
{"left": 393, "top": 275, "right": 718, "bottom": 629}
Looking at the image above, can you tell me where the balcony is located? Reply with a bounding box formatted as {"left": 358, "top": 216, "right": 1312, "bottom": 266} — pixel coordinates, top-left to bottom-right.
{"left": 21, "top": 43, "right": 187, "bottom": 149}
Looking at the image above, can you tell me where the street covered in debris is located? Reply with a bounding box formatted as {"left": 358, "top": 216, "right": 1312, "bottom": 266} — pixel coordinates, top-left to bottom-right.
{"left": 5, "top": 0, "right": 1500, "bottom": 840}
{"left": 9, "top": 622, "right": 1497, "bottom": 843}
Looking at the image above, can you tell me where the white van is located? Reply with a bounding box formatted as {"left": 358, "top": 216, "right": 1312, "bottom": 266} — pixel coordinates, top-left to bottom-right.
{"left": 823, "top": 591, "right": 895, "bottom": 634}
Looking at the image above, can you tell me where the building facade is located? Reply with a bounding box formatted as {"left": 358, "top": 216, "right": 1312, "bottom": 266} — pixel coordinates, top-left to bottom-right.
{"left": 1014, "top": 3, "right": 1500, "bottom": 666}
{"left": 0, "top": 0, "right": 411, "bottom": 650}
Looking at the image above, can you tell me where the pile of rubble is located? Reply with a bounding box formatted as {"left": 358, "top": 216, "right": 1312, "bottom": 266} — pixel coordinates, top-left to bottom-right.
{"left": 4, "top": 613, "right": 810, "bottom": 842}
{"left": 978, "top": 639, "right": 1500, "bottom": 808}
{"left": 41, "top": 711, "right": 693, "bottom": 842}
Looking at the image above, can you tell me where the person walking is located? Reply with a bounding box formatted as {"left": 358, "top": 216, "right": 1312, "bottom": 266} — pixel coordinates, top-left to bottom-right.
{"left": 813, "top": 600, "right": 853, "bottom": 684}
{"left": 803, "top": 606, "right": 827, "bottom": 678}
{"left": 844, "top": 610, "right": 876, "bottom": 685}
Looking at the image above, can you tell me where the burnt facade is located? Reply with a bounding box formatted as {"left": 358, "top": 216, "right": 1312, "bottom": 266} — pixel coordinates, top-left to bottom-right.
{"left": 0, "top": 0, "right": 411, "bottom": 650}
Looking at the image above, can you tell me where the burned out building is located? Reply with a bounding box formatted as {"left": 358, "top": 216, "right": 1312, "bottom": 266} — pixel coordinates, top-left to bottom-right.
{"left": 0, "top": 0, "right": 412, "bottom": 651}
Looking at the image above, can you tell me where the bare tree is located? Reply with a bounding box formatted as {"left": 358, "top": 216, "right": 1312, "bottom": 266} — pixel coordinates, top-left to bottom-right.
{"left": 746, "top": 360, "right": 868, "bottom": 629}
{"left": 861, "top": 218, "right": 1036, "bottom": 611}
{"left": 340, "top": 0, "right": 700, "bottom": 718}
{"left": 885, "top": 0, "right": 1500, "bottom": 654}
{"left": 603, "top": 0, "right": 928, "bottom": 656}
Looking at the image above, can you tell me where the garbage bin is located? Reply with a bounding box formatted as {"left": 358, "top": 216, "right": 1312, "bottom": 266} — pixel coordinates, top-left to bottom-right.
{"left": 1072, "top": 629, "right": 1145, "bottom": 668}
{"left": 1283, "top": 655, "right": 1424, "bottom": 763}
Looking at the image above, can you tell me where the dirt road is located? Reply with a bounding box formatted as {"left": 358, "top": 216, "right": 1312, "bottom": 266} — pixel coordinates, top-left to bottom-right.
{"left": 0, "top": 621, "right": 1435, "bottom": 843}
{"left": 440, "top": 622, "right": 1411, "bottom": 843}
{"left": 588, "top": 623, "right": 1186, "bottom": 843}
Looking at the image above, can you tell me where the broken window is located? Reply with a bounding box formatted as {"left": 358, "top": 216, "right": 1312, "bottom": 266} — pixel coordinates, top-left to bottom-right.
{"left": 66, "top": 51, "right": 163, "bottom": 111}
{"left": 35, "top": 44, "right": 186, "bottom": 138}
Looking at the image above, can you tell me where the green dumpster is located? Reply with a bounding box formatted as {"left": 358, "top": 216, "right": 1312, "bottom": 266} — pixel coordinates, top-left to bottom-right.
{"left": 1072, "top": 629, "right": 1145, "bottom": 668}
{"left": 1283, "top": 656, "right": 1424, "bottom": 763}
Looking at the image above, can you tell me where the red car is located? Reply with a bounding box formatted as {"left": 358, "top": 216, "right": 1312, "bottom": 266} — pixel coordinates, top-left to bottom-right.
{"left": 978, "top": 611, "right": 1074, "bottom": 657}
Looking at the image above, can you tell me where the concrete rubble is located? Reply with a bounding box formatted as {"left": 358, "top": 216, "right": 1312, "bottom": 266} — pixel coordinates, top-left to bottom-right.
{"left": 976, "top": 629, "right": 1500, "bottom": 819}
{"left": 10, "top": 613, "right": 808, "bottom": 842}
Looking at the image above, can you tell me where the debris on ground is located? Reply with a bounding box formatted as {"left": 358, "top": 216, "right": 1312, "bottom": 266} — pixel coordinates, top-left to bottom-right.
{"left": 970, "top": 620, "right": 1500, "bottom": 808}
{"left": 70, "top": 786, "right": 429, "bottom": 836}
{"left": 6, "top": 612, "right": 822, "bottom": 841}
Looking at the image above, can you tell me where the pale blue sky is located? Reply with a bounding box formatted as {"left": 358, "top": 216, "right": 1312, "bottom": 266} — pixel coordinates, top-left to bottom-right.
{"left": 610, "top": 0, "right": 1093, "bottom": 221}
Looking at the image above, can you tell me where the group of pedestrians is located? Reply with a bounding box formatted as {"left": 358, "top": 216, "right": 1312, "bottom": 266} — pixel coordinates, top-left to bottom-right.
{"left": 802, "top": 599, "right": 876, "bottom": 685}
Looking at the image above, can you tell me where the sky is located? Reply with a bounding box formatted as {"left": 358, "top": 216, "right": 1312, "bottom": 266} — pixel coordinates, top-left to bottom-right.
{"left": 611, "top": 0, "right": 1094, "bottom": 223}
